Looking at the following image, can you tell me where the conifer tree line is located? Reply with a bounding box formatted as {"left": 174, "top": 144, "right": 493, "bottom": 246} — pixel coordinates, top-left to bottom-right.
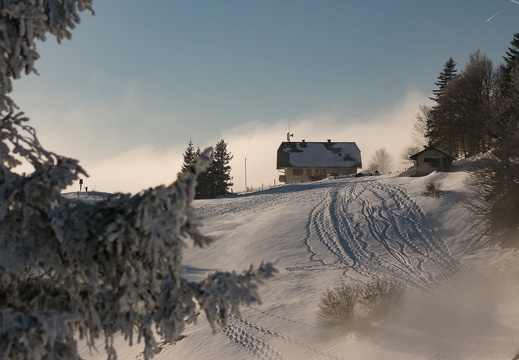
{"left": 420, "top": 34, "right": 519, "bottom": 158}
{"left": 424, "top": 51, "right": 493, "bottom": 157}
{"left": 182, "top": 139, "right": 234, "bottom": 199}
{"left": 415, "top": 33, "right": 519, "bottom": 244}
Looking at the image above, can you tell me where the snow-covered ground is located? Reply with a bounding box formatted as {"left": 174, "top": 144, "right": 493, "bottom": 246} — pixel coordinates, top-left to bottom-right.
{"left": 78, "top": 162, "right": 519, "bottom": 359}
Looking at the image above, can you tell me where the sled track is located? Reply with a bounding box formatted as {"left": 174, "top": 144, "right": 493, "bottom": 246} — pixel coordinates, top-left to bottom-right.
{"left": 194, "top": 178, "right": 462, "bottom": 358}
{"left": 246, "top": 306, "right": 315, "bottom": 330}
{"left": 195, "top": 184, "right": 326, "bottom": 218}
{"left": 221, "top": 323, "right": 285, "bottom": 360}
{"left": 299, "top": 178, "right": 460, "bottom": 291}
{"left": 221, "top": 315, "right": 341, "bottom": 360}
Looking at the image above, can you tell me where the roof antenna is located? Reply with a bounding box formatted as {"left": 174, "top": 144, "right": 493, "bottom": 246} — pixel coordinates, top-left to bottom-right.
{"left": 286, "top": 122, "right": 294, "bottom": 142}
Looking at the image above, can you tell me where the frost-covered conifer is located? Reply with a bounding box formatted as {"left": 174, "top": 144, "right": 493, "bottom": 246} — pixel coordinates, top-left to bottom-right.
{"left": 0, "top": 2, "right": 275, "bottom": 359}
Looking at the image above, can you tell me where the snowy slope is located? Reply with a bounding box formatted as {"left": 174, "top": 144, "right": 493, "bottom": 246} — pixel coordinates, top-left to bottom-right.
{"left": 79, "top": 163, "right": 519, "bottom": 360}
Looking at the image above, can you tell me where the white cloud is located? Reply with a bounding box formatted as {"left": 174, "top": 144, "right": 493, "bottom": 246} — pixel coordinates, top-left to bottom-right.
{"left": 224, "top": 90, "right": 430, "bottom": 192}
{"left": 65, "top": 144, "right": 184, "bottom": 194}
{"left": 61, "top": 90, "right": 430, "bottom": 194}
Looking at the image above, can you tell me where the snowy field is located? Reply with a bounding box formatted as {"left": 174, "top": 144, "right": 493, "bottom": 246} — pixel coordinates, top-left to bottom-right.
{"left": 78, "top": 162, "right": 519, "bottom": 360}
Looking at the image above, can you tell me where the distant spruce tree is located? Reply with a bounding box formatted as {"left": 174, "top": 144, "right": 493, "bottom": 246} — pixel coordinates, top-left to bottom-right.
{"left": 494, "top": 33, "right": 519, "bottom": 137}
{"left": 496, "top": 33, "right": 519, "bottom": 99}
{"left": 181, "top": 140, "right": 197, "bottom": 172}
{"left": 501, "top": 33, "right": 519, "bottom": 78}
{"left": 179, "top": 142, "right": 213, "bottom": 199}
{"left": 195, "top": 139, "right": 233, "bottom": 199}
{"left": 430, "top": 57, "right": 458, "bottom": 102}
{"left": 195, "top": 146, "right": 213, "bottom": 199}
{"left": 426, "top": 58, "right": 459, "bottom": 150}
{"left": 211, "top": 139, "right": 234, "bottom": 196}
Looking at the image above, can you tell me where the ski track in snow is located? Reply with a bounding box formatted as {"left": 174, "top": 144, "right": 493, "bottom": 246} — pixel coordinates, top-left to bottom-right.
{"left": 194, "top": 177, "right": 462, "bottom": 358}
{"left": 195, "top": 184, "right": 328, "bottom": 218}
{"left": 221, "top": 315, "right": 341, "bottom": 360}
{"left": 221, "top": 323, "right": 285, "bottom": 360}
{"left": 292, "top": 178, "right": 460, "bottom": 291}
{"left": 246, "top": 306, "right": 315, "bottom": 330}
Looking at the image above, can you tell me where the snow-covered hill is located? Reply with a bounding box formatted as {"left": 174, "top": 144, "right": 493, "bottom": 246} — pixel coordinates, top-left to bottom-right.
{"left": 79, "top": 163, "right": 519, "bottom": 360}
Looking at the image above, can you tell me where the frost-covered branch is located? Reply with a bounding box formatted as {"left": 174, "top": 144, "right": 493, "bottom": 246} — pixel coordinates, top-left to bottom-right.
{"left": 0, "top": 1, "right": 275, "bottom": 359}
{"left": 1, "top": 142, "right": 276, "bottom": 359}
{"left": 0, "top": 0, "right": 94, "bottom": 112}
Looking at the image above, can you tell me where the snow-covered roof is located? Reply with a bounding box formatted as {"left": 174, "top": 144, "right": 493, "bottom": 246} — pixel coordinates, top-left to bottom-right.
{"left": 276, "top": 141, "right": 362, "bottom": 169}
{"left": 409, "top": 146, "right": 456, "bottom": 160}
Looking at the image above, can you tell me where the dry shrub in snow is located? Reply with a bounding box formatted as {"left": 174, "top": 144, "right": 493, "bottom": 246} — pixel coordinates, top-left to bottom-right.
{"left": 423, "top": 180, "right": 443, "bottom": 198}
{"left": 0, "top": 2, "right": 275, "bottom": 359}
{"left": 317, "top": 281, "right": 359, "bottom": 333}
{"left": 317, "top": 279, "right": 403, "bottom": 335}
{"left": 361, "top": 279, "right": 405, "bottom": 321}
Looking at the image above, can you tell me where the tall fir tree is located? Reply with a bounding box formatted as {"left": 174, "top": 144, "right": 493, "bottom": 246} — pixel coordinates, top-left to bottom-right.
{"left": 211, "top": 139, "right": 234, "bottom": 196}
{"left": 195, "top": 140, "right": 233, "bottom": 199}
{"left": 427, "top": 58, "right": 458, "bottom": 150}
{"left": 491, "top": 34, "right": 519, "bottom": 144}
{"left": 497, "top": 33, "right": 519, "bottom": 98}
{"left": 430, "top": 57, "right": 458, "bottom": 102}
{"left": 181, "top": 142, "right": 213, "bottom": 199}
{"left": 502, "top": 33, "right": 519, "bottom": 75}
{"left": 181, "top": 140, "right": 197, "bottom": 172}
{"left": 195, "top": 146, "right": 213, "bottom": 199}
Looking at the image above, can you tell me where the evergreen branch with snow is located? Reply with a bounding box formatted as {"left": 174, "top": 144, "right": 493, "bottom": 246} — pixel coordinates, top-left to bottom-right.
{"left": 0, "top": 1, "right": 275, "bottom": 359}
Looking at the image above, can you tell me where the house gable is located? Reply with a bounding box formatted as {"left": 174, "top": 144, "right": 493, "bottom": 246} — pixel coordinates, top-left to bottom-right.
{"left": 409, "top": 146, "right": 455, "bottom": 162}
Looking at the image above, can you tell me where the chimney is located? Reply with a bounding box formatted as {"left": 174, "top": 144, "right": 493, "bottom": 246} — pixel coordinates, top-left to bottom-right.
{"left": 327, "top": 139, "right": 331, "bottom": 143}
{"left": 302, "top": 139, "right": 305, "bottom": 143}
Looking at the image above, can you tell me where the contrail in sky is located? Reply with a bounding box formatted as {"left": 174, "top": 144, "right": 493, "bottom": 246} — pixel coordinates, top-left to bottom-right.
{"left": 486, "top": 10, "right": 501, "bottom": 22}
{"left": 511, "top": 0, "right": 519, "bottom": 5}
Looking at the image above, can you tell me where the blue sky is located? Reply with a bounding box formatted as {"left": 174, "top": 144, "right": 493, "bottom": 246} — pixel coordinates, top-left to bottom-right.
{"left": 13, "top": 1, "right": 519, "bottom": 193}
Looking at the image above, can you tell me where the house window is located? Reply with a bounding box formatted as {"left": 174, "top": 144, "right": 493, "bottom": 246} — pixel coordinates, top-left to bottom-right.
{"left": 306, "top": 169, "right": 312, "bottom": 176}
{"left": 293, "top": 168, "right": 303, "bottom": 176}
{"left": 423, "top": 158, "right": 438, "bottom": 167}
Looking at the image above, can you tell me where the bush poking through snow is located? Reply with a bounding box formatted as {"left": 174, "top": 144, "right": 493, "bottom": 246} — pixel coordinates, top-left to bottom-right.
{"left": 317, "top": 281, "right": 359, "bottom": 334}
{"left": 360, "top": 279, "right": 405, "bottom": 322}
{"left": 423, "top": 181, "right": 443, "bottom": 198}
{"left": 317, "top": 279, "right": 403, "bottom": 335}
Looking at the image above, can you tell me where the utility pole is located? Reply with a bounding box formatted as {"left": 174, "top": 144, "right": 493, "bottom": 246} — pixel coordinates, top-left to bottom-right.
{"left": 244, "top": 158, "right": 247, "bottom": 191}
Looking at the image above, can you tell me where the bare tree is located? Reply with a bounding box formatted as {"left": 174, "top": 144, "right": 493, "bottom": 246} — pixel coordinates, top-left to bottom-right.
{"left": 413, "top": 105, "right": 432, "bottom": 148}
{"left": 401, "top": 105, "right": 429, "bottom": 168}
{"left": 366, "top": 147, "right": 394, "bottom": 174}
{"left": 400, "top": 144, "right": 422, "bottom": 166}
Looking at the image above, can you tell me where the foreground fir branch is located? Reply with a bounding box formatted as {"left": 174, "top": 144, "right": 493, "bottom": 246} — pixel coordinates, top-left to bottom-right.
{"left": 0, "top": 1, "right": 275, "bottom": 359}
{"left": 0, "top": 0, "right": 95, "bottom": 113}
{"left": 0, "top": 113, "right": 276, "bottom": 359}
